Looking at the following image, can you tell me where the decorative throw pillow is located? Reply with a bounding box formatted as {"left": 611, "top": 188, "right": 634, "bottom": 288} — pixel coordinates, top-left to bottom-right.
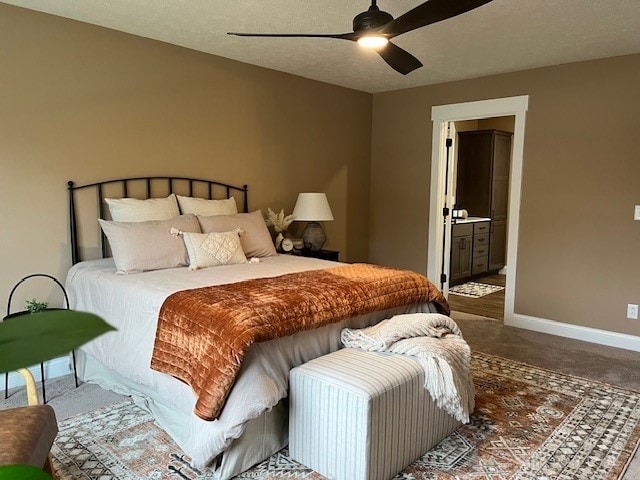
{"left": 197, "top": 210, "right": 277, "bottom": 258}
{"left": 105, "top": 194, "right": 180, "bottom": 222}
{"left": 98, "top": 214, "right": 200, "bottom": 274}
{"left": 176, "top": 195, "right": 238, "bottom": 216}
{"left": 179, "top": 229, "right": 247, "bottom": 270}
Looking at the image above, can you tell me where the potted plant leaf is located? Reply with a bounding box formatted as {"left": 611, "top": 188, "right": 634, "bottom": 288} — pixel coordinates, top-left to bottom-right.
{"left": 0, "top": 309, "right": 115, "bottom": 479}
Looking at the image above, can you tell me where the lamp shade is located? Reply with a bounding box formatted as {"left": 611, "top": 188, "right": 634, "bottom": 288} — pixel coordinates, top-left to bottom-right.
{"left": 292, "top": 193, "right": 334, "bottom": 222}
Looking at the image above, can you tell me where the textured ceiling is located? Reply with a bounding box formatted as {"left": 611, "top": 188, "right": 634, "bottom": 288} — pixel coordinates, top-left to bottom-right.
{"left": 4, "top": 0, "right": 640, "bottom": 93}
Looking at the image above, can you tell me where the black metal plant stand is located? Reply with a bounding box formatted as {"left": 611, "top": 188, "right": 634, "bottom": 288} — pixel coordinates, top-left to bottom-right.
{"left": 3, "top": 273, "right": 79, "bottom": 403}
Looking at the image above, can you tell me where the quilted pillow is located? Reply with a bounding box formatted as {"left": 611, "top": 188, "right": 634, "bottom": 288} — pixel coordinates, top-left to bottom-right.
{"left": 181, "top": 229, "right": 247, "bottom": 270}
{"left": 105, "top": 194, "right": 180, "bottom": 222}
{"left": 197, "top": 210, "right": 277, "bottom": 258}
{"left": 176, "top": 195, "right": 238, "bottom": 216}
{"left": 98, "top": 214, "right": 200, "bottom": 274}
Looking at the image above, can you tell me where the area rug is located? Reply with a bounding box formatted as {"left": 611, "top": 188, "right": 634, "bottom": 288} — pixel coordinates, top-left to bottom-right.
{"left": 449, "top": 281, "right": 505, "bottom": 298}
{"left": 51, "top": 352, "right": 640, "bottom": 479}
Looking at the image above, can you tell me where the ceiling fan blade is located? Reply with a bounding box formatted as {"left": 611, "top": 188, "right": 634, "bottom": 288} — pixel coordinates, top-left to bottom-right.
{"left": 380, "top": 0, "right": 494, "bottom": 37}
{"left": 376, "top": 42, "right": 423, "bottom": 75}
{"left": 228, "top": 32, "right": 356, "bottom": 41}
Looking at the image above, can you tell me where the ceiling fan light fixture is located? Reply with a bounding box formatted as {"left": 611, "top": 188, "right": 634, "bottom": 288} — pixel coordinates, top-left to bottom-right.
{"left": 357, "top": 35, "right": 389, "bottom": 49}
{"left": 229, "top": 0, "right": 495, "bottom": 74}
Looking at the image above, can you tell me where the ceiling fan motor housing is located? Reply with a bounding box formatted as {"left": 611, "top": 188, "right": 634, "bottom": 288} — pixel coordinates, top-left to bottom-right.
{"left": 353, "top": 5, "right": 394, "bottom": 33}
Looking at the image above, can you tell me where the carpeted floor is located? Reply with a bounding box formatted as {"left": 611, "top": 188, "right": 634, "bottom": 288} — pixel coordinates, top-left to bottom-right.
{"left": 48, "top": 351, "right": 640, "bottom": 479}
{"left": 3, "top": 311, "right": 640, "bottom": 479}
{"left": 1, "top": 369, "right": 125, "bottom": 421}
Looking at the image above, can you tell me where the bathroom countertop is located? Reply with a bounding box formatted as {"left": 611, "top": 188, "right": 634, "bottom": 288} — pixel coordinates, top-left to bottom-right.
{"left": 452, "top": 216, "right": 491, "bottom": 224}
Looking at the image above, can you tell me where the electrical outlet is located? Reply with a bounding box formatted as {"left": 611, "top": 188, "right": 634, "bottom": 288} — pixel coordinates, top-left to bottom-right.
{"left": 628, "top": 304, "right": 639, "bottom": 320}
{"left": 635, "top": 205, "right": 640, "bottom": 221}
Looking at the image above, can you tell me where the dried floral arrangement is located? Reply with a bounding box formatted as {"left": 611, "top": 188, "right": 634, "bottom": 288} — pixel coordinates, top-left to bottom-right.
{"left": 264, "top": 208, "right": 294, "bottom": 233}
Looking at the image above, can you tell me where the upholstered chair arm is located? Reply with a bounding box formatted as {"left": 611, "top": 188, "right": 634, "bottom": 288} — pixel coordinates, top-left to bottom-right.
{"left": 0, "top": 368, "right": 57, "bottom": 478}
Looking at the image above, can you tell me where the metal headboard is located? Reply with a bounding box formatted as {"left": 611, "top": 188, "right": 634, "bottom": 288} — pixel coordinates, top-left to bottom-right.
{"left": 67, "top": 176, "right": 249, "bottom": 264}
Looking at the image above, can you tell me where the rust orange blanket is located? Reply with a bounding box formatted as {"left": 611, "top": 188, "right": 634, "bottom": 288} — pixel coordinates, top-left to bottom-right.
{"left": 151, "top": 263, "right": 449, "bottom": 420}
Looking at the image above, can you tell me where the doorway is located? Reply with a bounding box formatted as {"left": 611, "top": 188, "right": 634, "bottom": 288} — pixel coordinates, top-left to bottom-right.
{"left": 446, "top": 118, "right": 514, "bottom": 320}
{"left": 426, "top": 96, "right": 529, "bottom": 325}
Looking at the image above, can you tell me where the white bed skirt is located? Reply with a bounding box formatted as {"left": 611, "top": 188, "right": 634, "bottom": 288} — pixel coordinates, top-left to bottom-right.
{"left": 77, "top": 349, "right": 289, "bottom": 479}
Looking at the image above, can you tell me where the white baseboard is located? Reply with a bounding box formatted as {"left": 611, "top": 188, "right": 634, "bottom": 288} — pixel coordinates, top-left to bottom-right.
{"left": 506, "top": 314, "right": 640, "bottom": 352}
{"left": 5, "top": 356, "right": 72, "bottom": 390}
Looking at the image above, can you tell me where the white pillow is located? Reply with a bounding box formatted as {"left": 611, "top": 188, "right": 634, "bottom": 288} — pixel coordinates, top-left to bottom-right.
{"left": 105, "top": 194, "right": 180, "bottom": 222}
{"left": 98, "top": 214, "right": 200, "bottom": 274}
{"left": 181, "top": 229, "right": 247, "bottom": 270}
{"left": 176, "top": 195, "right": 238, "bottom": 216}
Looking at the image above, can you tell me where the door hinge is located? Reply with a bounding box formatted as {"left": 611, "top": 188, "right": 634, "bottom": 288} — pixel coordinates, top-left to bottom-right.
{"left": 445, "top": 138, "right": 453, "bottom": 147}
{"left": 443, "top": 207, "right": 450, "bottom": 217}
{"left": 440, "top": 273, "right": 447, "bottom": 284}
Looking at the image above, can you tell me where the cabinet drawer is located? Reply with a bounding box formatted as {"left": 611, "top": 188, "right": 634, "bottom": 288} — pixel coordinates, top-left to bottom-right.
{"left": 472, "top": 255, "right": 489, "bottom": 275}
{"left": 452, "top": 223, "right": 473, "bottom": 237}
{"left": 474, "top": 222, "right": 490, "bottom": 234}
{"left": 473, "top": 232, "right": 489, "bottom": 247}
{"left": 473, "top": 244, "right": 489, "bottom": 257}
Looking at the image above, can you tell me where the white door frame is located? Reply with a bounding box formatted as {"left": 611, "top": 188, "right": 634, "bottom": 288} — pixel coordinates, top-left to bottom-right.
{"left": 427, "top": 95, "right": 529, "bottom": 324}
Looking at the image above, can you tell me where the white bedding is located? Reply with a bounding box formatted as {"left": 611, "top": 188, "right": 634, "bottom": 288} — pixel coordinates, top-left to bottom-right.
{"left": 66, "top": 255, "right": 437, "bottom": 470}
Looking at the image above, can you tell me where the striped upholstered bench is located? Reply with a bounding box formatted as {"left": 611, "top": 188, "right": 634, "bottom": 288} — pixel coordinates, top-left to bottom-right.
{"left": 289, "top": 348, "right": 461, "bottom": 480}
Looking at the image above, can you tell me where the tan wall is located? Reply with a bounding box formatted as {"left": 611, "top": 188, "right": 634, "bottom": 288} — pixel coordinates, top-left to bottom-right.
{"left": 370, "top": 54, "right": 640, "bottom": 336}
{"left": 478, "top": 116, "right": 515, "bottom": 133}
{"left": 454, "top": 120, "right": 480, "bottom": 132}
{"left": 0, "top": 4, "right": 372, "bottom": 307}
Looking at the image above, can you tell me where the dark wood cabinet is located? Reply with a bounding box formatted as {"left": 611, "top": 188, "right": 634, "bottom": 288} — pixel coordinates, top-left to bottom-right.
{"left": 489, "top": 221, "right": 507, "bottom": 271}
{"left": 471, "top": 225, "right": 489, "bottom": 276}
{"left": 451, "top": 221, "right": 492, "bottom": 285}
{"left": 456, "top": 130, "right": 511, "bottom": 273}
{"left": 451, "top": 224, "right": 472, "bottom": 284}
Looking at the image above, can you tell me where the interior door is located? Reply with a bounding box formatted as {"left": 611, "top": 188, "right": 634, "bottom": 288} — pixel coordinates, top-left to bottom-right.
{"left": 439, "top": 122, "right": 457, "bottom": 292}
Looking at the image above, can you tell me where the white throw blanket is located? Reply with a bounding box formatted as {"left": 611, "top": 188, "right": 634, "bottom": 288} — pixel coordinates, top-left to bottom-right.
{"left": 341, "top": 313, "right": 475, "bottom": 423}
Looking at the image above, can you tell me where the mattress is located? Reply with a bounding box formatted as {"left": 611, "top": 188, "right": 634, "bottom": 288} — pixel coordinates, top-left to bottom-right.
{"left": 65, "top": 254, "right": 439, "bottom": 473}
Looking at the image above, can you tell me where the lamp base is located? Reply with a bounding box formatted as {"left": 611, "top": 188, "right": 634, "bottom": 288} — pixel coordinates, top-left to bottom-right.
{"left": 301, "top": 222, "right": 326, "bottom": 252}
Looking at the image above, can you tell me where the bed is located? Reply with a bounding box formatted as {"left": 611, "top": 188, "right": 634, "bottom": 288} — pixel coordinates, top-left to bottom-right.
{"left": 65, "top": 176, "right": 448, "bottom": 479}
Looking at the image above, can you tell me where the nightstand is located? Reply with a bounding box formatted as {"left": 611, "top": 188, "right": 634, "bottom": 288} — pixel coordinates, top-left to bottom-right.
{"left": 293, "top": 249, "right": 340, "bottom": 261}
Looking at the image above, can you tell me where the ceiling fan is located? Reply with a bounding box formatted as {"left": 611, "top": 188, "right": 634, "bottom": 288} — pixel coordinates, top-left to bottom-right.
{"left": 228, "top": 0, "right": 494, "bottom": 75}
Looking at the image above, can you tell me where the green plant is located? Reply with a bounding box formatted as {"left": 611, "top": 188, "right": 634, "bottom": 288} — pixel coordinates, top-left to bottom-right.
{"left": 25, "top": 298, "right": 49, "bottom": 314}
{"left": 0, "top": 465, "right": 53, "bottom": 480}
{"left": 0, "top": 309, "right": 115, "bottom": 479}
{"left": 0, "top": 309, "right": 114, "bottom": 374}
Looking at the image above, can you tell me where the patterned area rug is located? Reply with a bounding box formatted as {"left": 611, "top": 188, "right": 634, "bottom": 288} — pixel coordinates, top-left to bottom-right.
{"left": 51, "top": 352, "right": 640, "bottom": 479}
{"left": 449, "top": 281, "right": 505, "bottom": 298}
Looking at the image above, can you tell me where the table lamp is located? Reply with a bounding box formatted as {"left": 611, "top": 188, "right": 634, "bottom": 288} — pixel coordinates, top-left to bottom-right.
{"left": 292, "top": 193, "right": 334, "bottom": 251}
